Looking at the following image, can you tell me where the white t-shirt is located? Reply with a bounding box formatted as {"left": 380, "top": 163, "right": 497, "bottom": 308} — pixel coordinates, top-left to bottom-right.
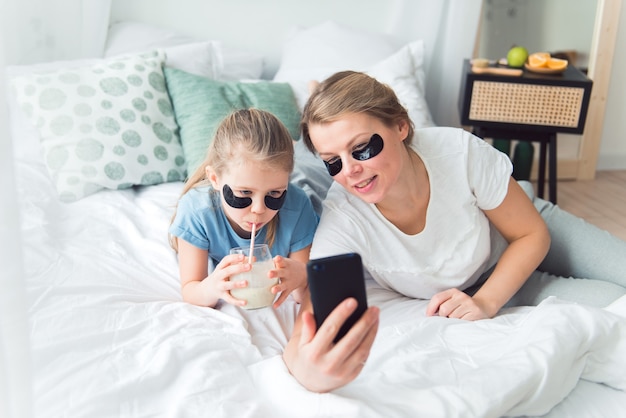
{"left": 310, "top": 127, "right": 512, "bottom": 299}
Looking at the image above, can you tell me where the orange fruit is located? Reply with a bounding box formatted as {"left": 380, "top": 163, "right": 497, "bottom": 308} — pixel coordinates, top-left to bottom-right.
{"left": 528, "top": 52, "right": 551, "bottom": 68}
{"left": 547, "top": 57, "right": 568, "bottom": 70}
{"left": 533, "top": 52, "right": 551, "bottom": 60}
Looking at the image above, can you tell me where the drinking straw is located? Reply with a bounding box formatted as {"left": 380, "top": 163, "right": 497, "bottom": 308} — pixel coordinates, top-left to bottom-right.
{"left": 248, "top": 222, "right": 256, "bottom": 265}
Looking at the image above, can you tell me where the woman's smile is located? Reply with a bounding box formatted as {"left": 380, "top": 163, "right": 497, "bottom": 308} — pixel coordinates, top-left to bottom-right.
{"left": 354, "top": 175, "right": 377, "bottom": 192}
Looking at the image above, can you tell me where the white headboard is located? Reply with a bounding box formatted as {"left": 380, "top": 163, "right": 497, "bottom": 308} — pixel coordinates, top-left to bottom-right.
{"left": 109, "top": 0, "right": 482, "bottom": 127}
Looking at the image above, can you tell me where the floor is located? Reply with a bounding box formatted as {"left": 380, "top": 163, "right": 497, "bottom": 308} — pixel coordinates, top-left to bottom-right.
{"left": 551, "top": 170, "right": 626, "bottom": 241}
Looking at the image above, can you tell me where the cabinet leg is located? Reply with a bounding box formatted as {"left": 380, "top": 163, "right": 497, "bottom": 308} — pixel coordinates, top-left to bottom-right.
{"left": 537, "top": 140, "right": 547, "bottom": 199}
{"left": 549, "top": 134, "right": 557, "bottom": 204}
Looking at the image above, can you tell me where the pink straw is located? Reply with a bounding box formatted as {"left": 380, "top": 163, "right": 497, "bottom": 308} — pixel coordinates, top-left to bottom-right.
{"left": 248, "top": 222, "right": 256, "bottom": 265}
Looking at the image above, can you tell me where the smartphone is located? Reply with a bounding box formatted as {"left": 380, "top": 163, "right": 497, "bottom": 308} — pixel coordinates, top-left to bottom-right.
{"left": 307, "top": 253, "right": 368, "bottom": 343}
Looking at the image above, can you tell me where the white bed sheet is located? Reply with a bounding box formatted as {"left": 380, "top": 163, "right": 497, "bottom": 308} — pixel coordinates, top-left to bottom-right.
{"left": 16, "top": 157, "right": 626, "bottom": 418}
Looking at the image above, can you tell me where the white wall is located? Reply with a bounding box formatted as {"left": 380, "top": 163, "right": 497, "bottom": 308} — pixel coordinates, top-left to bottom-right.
{"left": 109, "top": 0, "right": 482, "bottom": 128}
{"left": 597, "top": 2, "right": 626, "bottom": 170}
{"left": 479, "top": 0, "right": 595, "bottom": 68}
{"left": 109, "top": 0, "right": 409, "bottom": 80}
{"left": 479, "top": 0, "right": 625, "bottom": 171}
{"left": 0, "top": 1, "right": 32, "bottom": 415}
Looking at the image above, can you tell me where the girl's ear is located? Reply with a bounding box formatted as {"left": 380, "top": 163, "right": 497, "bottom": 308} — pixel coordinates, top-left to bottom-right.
{"left": 206, "top": 166, "right": 219, "bottom": 189}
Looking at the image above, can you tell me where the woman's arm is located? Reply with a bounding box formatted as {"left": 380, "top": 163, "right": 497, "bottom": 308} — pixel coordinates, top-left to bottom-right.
{"left": 283, "top": 295, "right": 380, "bottom": 392}
{"left": 177, "top": 238, "right": 251, "bottom": 307}
{"left": 427, "top": 178, "right": 550, "bottom": 319}
{"left": 474, "top": 178, "right": 550, "bottom": 315}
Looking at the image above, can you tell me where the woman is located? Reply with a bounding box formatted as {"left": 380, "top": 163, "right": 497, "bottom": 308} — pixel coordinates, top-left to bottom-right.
{"left": 283, "top": 70, "right": 626, "bottom": 391}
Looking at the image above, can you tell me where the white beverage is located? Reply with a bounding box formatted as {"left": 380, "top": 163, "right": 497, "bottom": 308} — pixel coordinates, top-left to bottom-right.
{"left": 230, "top": 259, "right": 278, "bottom": 309}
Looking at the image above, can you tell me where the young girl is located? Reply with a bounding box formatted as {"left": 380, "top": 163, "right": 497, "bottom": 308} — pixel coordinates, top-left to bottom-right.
{"left": 169, "top": 108, "right": 319, "bottom": 309}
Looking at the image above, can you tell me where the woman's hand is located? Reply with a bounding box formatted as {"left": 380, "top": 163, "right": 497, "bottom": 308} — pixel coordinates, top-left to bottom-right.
{"left": 426, "top": 288, "right": 495, "bottom": 320}
{"left": 283, "top": 298, "right": 380, "bottom": 393}
{"left": 270, "top": 255, "right": 308, "bottom": 307}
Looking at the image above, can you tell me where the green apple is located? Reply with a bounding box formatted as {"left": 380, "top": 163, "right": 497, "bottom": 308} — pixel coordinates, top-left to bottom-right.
{"left": 507, "top": 46, "right": 529, "bottom": 68}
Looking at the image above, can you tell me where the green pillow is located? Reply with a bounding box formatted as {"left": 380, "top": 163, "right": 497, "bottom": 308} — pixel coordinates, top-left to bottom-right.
{"left": 163, "top": 67, "right": 302, "bottom": 175}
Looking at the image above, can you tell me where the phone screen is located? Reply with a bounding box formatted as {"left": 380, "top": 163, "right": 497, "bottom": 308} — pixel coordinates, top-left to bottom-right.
{"left": 307, "top": 253, "right": 368, "bottom": 342}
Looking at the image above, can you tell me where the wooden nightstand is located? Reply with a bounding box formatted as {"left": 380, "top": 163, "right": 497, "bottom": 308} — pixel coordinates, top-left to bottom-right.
{"left": 458, "top": 59, "right": 592, "bottom": 203}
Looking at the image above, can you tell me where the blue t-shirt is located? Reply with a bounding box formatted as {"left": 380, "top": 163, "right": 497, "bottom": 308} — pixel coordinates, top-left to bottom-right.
{"left": 169, "top": 182, "right": 319, "bottom": 267}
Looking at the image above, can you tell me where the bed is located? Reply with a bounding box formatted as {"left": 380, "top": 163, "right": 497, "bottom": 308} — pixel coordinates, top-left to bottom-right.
{"left": 3, "top": 1, "right": 626, "bottom": 417}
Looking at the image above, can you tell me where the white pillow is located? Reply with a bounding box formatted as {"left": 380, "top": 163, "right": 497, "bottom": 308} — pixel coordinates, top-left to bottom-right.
{"left": 274, "top": 21, "right": 398, "bottom": 79}
{"left": 367, "top": 40, "right": 434, "bottom": 129}
{"left": 105, "top": 21, "right": 199, "bottom": 57}
{"left": 218, "top": 48, "right": 264, "bottom": 81}
{"left": 105, "top": 21, "right": 264, "bottom": 81}
{"left": 273, "top": 21, "right": 434, "bottom": 128}
{"left": 11, "top": 50, "right": 186, "bottom": 202}
{"left": 161, "top": 41, "right": 222, "bottom": 79}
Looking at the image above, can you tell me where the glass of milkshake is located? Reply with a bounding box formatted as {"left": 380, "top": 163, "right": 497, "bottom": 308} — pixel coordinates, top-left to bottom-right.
{"left": 229, "top": 244, "right": 277, "bottom": 309}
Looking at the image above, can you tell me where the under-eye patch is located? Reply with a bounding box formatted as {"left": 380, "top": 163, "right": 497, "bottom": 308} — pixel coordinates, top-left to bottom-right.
{"left": 264, "top": 190, "right": 287, "bottom": 210}
{"left": 223, "top": 184, "right": 252, "bottom": 208}
{"left": 222, "top": 184, "right": 287, "bottom": 211}
{"left": 324, "top": 133, "right": 384, "bottom": 176}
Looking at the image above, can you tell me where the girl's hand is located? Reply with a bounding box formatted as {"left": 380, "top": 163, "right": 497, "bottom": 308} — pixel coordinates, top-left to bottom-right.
{"left": 426, "top": 288, "right": 494, "bottom": 321}
{"left": 269, "top": 255, "right": 307, "bottom": 308}
{"left": 201, "top": 253, "right": 253, "bottom": 307}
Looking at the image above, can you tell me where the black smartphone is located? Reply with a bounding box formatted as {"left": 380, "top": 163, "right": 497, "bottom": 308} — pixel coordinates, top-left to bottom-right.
{"left": 307, "top": 253, "right": 368, "bottom": 343}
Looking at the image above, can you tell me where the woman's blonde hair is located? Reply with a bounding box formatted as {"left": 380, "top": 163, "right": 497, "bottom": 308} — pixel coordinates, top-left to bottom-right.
{"left": 301, "top": 71, "right": 414, "bottom": 152}
{"left": 169, "top": 108, "right": 295, "bottom": 251}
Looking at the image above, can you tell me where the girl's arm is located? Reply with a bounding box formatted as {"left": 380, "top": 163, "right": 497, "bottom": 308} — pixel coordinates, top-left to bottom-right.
{"left": 177, "top": 238, "right": 252, "bottom": 307}
{"left": 270, "top": 245, "right": 311, "bottom": 308}
{"left": 427, "top": 178, "right": 550, "bottom": 319}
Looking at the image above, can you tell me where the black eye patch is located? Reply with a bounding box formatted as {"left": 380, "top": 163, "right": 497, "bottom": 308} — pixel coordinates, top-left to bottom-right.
{"left": 264, "top": 190, "right": 287, "bottom": 210}
{"left": 223, "top": 184, "right": 252, "bottom": 208}
{"left": 324, "top": 159, "right": 343, "bottom": 177}
{"left": 324, "top": 133, "right": 384, "bottom": 177}
{"left": 353, "top": 133, "right": 384, "bottom": 161}
{"left": 222, "top": 184, "right": 287, "bottom": 211}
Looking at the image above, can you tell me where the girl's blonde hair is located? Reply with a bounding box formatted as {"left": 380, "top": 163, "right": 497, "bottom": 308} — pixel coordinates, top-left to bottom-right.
{"left": 301, "top": 71, "right": 414, "bottom": 152}
{"left": 169, "top": 108, "right": 295, "bottom": 252}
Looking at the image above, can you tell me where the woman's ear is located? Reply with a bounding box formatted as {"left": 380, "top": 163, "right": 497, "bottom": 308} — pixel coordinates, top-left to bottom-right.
{"left": 398, "top": 118, "right": 410, "bottom": 141}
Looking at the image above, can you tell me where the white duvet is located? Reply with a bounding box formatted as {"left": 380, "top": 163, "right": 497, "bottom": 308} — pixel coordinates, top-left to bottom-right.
{"left": 17, "top": 159, "right": 626, "bottom": 418}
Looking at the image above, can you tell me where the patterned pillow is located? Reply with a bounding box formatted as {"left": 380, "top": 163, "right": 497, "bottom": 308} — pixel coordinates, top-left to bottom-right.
{"left": 11, "top": 50, "right": 186, "bottom": 202}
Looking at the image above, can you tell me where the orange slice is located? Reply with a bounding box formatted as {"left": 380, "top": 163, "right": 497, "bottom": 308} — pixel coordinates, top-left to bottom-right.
{"left": 533, "top": 52, "right": 551, "bottom": 60}
{"left": 547, "top": 57, "right": 568, "bottom": 70}
{"left": 528, "top": 52, "right": 550, "bottom": 68}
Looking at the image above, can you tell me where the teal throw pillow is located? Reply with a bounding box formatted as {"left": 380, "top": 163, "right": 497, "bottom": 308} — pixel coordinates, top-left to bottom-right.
{"left": 163, "top": 67, "right": 301, "bottom": 175}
